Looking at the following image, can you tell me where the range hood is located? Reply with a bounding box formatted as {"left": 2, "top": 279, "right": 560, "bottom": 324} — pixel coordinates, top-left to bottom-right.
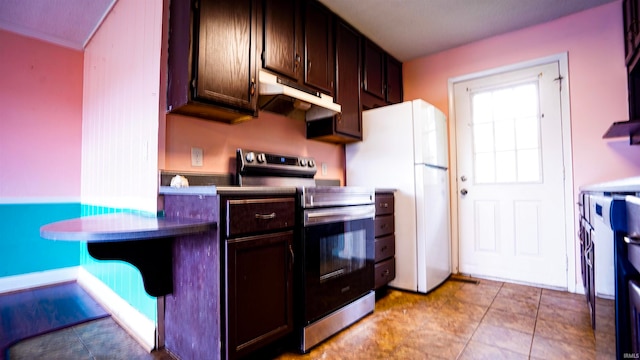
{"left": 258, "top": 69, "right": 341, "bottom": 121}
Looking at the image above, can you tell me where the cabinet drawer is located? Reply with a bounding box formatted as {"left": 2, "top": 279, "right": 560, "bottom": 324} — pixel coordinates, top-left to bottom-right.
{"left": 375, "top": 194, "right": 394, "bottom": 216}
{"left": 374, "top": 257, "right": 395, "bottom": 289}
{"left": 375, "top": 235, "right": 395, "bottom": 262}
{"left": 375, "top": 215, "right": 394, "bottom": 237}
{"left": 227, "top": 198, "right": 295, "bottom": 237}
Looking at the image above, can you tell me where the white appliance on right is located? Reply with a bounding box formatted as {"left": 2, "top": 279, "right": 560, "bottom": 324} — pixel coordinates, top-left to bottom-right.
{"left": 346, "top": 99, "right": 451, "bottom": 293}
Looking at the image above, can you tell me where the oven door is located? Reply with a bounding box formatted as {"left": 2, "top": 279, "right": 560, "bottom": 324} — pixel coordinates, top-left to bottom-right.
{"left": 302, "top": 204, "right": 375, "bottom": 324}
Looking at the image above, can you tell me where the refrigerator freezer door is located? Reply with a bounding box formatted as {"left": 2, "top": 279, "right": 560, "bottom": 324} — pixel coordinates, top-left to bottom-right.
{"left": 415, "top": 164, "right": 452, "bottom": 293}
{"left": 412, "top": 100, "right": 448, "bottom": 169}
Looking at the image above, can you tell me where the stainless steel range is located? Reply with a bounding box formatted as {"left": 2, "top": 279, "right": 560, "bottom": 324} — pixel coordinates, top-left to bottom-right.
{"left": 235, "top": 149, "right": 376, "bottom": 353}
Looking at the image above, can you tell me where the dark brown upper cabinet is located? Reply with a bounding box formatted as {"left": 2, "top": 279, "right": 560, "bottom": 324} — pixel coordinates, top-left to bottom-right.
{"left": 361, "top": 39, "right": 403, "bottom": 109}
{"left": 624, "top": 0, "right": 640, "bottom": 68}
{"left": 386, "top": 55, "right": 403, "bottom": 104}
{"left": 167, "top": 0, "right": 259, "bottom": 124}
{"left": 262, "top": 0, "right": 334, "bottom": 96}
{"left": 304, "top": 0, "right": 335, "bottom": 95}
{"left": 362, "top": 39, "right": 386, "bottom": 100}
{"left": 262, "top": 0, "right": 302, "bottom": 81}
{"left": 307, "top": 18, "right": 362, "bottom": 143}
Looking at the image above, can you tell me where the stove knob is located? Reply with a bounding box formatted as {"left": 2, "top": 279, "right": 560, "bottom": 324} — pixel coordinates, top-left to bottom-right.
{"left": 299, "top": 158, "right": 307, "bottom": 167}
{"left": 257, "top": 153, "right": 266, "bottom": 163}
{"left": 245, "top": 152, "right": 255, "bottom": 163}
{"left": 308, "top": 159, "right": 315, "bottom": 168}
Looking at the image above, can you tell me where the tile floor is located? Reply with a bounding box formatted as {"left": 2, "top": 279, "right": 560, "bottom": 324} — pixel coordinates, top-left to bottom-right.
{"left": 8, "top": 277, "right": 616, "bottom": 359}
{"left": 277, "top": 278, "right": 616, "bottom": 359}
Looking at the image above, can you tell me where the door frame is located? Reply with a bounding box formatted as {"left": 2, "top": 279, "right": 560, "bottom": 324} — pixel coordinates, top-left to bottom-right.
{"left": 447, "top": 53, "right": 576, "bottom": 292}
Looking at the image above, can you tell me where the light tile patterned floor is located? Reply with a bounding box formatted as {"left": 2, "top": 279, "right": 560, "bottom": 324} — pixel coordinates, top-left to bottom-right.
{"left": 8, "top": 277, "right": 615, "bottom": 359}
{"left": 277, "top": 278, "right": 616, "bottom": 359}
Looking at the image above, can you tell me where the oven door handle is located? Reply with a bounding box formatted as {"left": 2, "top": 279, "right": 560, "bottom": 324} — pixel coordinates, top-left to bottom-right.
{"left": 304, "top": 205, "right": 375, "bottom": 226}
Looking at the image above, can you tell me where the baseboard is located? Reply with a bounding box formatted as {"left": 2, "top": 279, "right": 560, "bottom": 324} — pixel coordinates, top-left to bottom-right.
{"left": 77, "top": 267, "right": 156, "bottom": 352}
{"left": 0, "top": 267, "right": 79, "bottom": 294}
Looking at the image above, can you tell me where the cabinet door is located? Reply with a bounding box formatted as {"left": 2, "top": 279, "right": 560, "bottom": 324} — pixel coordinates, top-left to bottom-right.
{"left": 335, "top": 20, "right": 362, "bottom": 138}
{"left": 304, "top": 0, "right": 334, "bottom": 94}
{"left": 263, "top": 0, "right": 301, "bottom": 80}
{"left": 195, "top": 0, "right": 258, "bottom": 112}
{"left": 226, "top": 231, "right": 294, "bottom": 359}
{"left": 386, "top": 55, "right": 403, "bottom": 104}
{"left": 362, "top": 39, "right": 385, "bottom": 100}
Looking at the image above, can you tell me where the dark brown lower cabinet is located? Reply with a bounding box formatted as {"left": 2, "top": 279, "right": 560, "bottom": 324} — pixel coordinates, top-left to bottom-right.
{"left": 226, "top": 231, "right": 294, "bottom": 359}
{"left": 222, "top": 195, "right": 295, "bottom": 359}
{"left": 374, "top": 190, "right": 396, "bottom": 289}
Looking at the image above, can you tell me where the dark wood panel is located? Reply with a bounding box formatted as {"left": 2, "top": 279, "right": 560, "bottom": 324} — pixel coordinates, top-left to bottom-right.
{"left": 374, "top": 215, "right": 394, "bottom": 238}
{"left": 196, "top": 0, "right": 256, "bottom": 109}
{"left": 374, "top": 257, "right": 396, "bottom": 289}
{"left": 226, "top": 198, "right": 295, "bottom": 237}
{"left": 386, "top": 55, "right": 403, "bottom": 104}
{"left": 334, "top": 20, "right": 362, "bottom": 138}
{"left": 304, "top": 0, "right": 334, "bottom": 94}
{"left": 226, "top": 231, "right": 294, "bottom": 359}
{"left": 263, "top": 0, "right": 300, "bottom": 80}
{"left": 362, "top": 39, "right": 385, "bottom": 100}
{"left": 375, "top": 234, "right": 395, "bottom": 262}
{"left": 375, "top": 194, "right": 394, "bottom": 216}
{"left": 167, "top": 0, "right": 258, "bottom": 123}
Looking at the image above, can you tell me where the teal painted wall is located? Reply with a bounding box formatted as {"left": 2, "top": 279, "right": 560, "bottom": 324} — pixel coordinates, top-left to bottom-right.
{"left": 80, "top": 205, "right": 157, "bottom": 322}
{"left": 0, "top": 203, "right": 81, "bottom": 277}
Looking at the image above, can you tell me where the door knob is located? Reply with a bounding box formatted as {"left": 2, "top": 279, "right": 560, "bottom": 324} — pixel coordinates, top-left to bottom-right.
{"left": 460, "top": 189, "right": 468, "bottom": 195}
{"left": 461, "top": 175, "right": 467, "bottom": 182}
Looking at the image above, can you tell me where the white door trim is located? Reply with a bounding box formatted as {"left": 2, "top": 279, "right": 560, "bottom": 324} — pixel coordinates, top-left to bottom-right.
{"left": 447, "top": 52, "right": 576, "bottom": 292}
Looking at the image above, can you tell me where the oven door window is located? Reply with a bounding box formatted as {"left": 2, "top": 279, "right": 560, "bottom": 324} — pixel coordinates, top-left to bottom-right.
{"left": 303, "top": 218, "right": 374, "bottom": 323}
{"left": 320, "top": 227, "right": 367, "bottom": 282}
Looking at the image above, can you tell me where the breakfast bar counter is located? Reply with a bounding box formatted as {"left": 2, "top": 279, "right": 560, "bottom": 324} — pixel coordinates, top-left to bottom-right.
{"left": 40, "top": 213, "right": 216, "bottom": 297}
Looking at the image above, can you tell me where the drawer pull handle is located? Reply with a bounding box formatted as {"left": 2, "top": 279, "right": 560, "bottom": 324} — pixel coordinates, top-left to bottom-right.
{"left": 382, "top": 270, "right": 390, "bottom": 276}
{"left": 624, "top": 235, "right": 640, "bottom": 245}
{"left": 255, "top": 212, "right": 276, "bottom": 220}
{"left": 380, "top": 203, "right": 388, "bottom": 208}
{"left": 380, "top": 245, "right": 388, "bottom": 252}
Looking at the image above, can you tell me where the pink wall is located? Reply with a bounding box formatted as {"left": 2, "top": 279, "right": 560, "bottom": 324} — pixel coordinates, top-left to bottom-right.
{"left": 403, "top": 1, "right": 640, "bottom": 190}
{"left": 0, "top": 29, "right": 83, "bottom": 200}
{"left": 165, "top": 112, "right": 346, "bottom": 184}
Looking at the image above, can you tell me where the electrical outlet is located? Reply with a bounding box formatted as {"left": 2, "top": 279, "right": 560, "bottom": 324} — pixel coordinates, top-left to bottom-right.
{"left": 191, "top": 147, "right": 203, "bottom": 167}
{"left": 321, "top": 162, "right": 328, "bottom": 175}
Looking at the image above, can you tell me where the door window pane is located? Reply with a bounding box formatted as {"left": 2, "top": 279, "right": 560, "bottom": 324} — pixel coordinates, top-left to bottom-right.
{"left": 471, "top": 82, "right": 542, "bottom": 184}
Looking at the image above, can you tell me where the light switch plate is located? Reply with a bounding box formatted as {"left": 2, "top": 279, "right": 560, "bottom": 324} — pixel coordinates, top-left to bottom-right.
{"left": 191, "top": 147, "right": 203, "bottom": 167}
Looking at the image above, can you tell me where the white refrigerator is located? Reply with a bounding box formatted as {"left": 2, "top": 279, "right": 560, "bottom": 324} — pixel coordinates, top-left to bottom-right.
{"left": 346, "top": 99, "right": 451, "bottom": 293}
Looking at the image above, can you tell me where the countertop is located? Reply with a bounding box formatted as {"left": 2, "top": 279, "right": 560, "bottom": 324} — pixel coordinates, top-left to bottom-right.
{"left": 40, "top": 213, "right": 215, "bottom": 242}
{"left": 579, "top": 176, "right": 640, "bottom": 194}
{"left": 159, "top": 185, "right": 298, "bottom": 196}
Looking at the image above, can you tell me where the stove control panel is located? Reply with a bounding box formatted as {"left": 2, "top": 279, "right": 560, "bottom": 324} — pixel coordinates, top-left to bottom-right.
{"left": 237, "top": 148, "right": 317, "bottom": 178}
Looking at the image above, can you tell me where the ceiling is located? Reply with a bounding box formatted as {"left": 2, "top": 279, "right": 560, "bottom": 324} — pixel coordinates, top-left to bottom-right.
{"left": 0, "top": 0, "right": 618, "bottom": 61}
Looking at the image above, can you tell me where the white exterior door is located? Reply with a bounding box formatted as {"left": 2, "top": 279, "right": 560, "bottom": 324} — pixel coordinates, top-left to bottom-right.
{"left": 454, "top": 61, "right": 567, "bottom": 288}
